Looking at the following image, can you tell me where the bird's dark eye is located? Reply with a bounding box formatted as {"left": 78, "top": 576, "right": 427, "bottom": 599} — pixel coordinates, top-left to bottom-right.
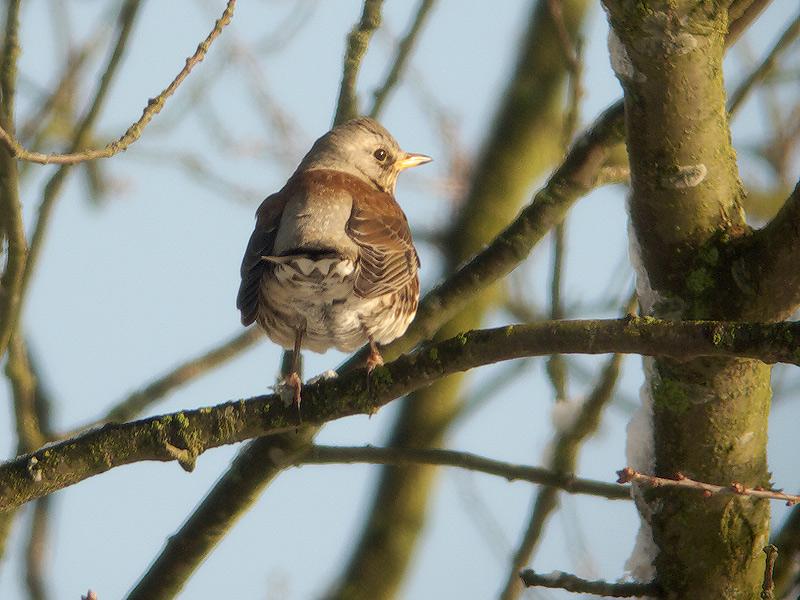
{"left": 373, "top": 148, "right": 388, "bottom": 162}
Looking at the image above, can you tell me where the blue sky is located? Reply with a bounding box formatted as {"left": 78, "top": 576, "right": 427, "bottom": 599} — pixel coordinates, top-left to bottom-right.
{"left": 1, "top": 1, "right": 798, "bottom": 598}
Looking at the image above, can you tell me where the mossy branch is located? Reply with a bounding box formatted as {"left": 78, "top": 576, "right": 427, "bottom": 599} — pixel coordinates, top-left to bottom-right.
{"left": 333, "top": 0, "right": 383, "bottom": 126}
{"left": 3, "top": 316, "right": 800, "bottom": 511}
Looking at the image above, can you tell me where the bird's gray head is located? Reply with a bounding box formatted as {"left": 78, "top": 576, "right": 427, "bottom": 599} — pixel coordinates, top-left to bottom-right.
{"left": 297, "top": 117, "right": 431, "bottom": 194}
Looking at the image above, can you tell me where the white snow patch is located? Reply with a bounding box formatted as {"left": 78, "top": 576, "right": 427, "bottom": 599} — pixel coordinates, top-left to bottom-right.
{"left": 624, "top": 357, "right": 658, "bottom": 583}
{"left": 608, "top": 29, "right": 640, "bottom": 81}
{"left": 307, "top": 369, "right": 339, "bottom": 385}
{"left": 627, "top": 212, "right": 663, "bottom": 316}
{"left": 662, "top": 164, "right": 707, "bottom": 189}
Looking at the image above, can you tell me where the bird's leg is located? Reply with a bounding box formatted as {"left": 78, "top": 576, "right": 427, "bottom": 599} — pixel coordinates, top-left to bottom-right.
{"left": 286, "top": 324, "right": 305, "bottom": 421}
{"left": 366, "top": 337, "right": 384, "bottom": 372}
{"left": 364, "top": 335, "right": 385, "bottom": 405}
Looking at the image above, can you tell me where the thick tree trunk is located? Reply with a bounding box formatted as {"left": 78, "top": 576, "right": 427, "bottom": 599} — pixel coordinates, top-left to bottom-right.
{"left": 604, "top": 2, "right": 771, "bottom": 597}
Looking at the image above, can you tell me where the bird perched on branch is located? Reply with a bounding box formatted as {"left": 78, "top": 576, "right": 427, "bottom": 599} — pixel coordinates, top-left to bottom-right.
{"left": 237, "top": 117, "right": 431, "bottom": 409}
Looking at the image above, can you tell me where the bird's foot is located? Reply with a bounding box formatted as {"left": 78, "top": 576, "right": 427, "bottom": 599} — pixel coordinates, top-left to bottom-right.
{"left": 285, "top": 371, "right": 302, "bottom": 423}
{"left": 365, "top": 344, "right": 385, "bottom": 407}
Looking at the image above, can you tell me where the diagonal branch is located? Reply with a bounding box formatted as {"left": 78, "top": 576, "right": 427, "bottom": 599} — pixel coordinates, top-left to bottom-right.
{"left": 4, "top": 316, "right": 800, "bottom": 511}
{"left": 727, "top": 11, "right": 800, "bottom": 115}
{"left": 744, "top": 180, "right": 800, "bottom": 320}
{"left": 0, "top": 0, "right": 236, "bottom": 165}
{"left": 369, "top": 0, "right": 436, "bottom": 119}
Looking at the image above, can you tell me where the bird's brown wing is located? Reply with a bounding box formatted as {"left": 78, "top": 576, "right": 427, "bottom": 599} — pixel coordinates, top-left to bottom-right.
{"left": 236, "top": 189, "right": 290, "bottom": 326}
{"left": 346, "top": 189, "right": 419, "bottom": 299}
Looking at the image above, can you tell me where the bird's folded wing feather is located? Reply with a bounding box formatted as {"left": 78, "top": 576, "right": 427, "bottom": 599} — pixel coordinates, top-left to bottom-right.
{"left": 236, "top": 189, "right": 289, "bottom": 326}
{"left": 346, "top": 190, "right": 419, "bottom": 299}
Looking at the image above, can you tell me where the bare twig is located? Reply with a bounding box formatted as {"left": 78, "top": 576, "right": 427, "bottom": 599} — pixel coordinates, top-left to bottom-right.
{"left": 0, "top": 0, "right": 236, "bottom": 165}
{"left": 762, "top": 545, "right": 778, "bottom": 600}
{"left": 728, "top": 0, "right": 776, "bottom": 45}
{"left": 301, "top": 445, "right": 629, "bottom": 500}
{"left": 728, "top": 12, "right": 800, "bottom": 114}
{"left": 333, "top": 0, "right": 384, "bottom": 125}
{"left": 369, "top": 0, "right": 436, "bottom": 119}
{"left": 616, "top": 467, "right": 800, "bottom": 506}
{"left": 519, "top": 569, "right": 659, "bottom": 597}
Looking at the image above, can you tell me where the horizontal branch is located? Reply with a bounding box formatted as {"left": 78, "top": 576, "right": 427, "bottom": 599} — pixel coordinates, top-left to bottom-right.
{"left": 300, "top": 445, "right": 629, "bottom": 500}
{"left": 617, "top": 467, "right": 800, "bottom": 506}
{"left": 0, "top": 0, "right": 235, "bottom": 165}
{"left": 2, "top": 316, "right": 800, "bottom": 510}
{"left": 519, "top": 570, "right": 659, "bottom": 597}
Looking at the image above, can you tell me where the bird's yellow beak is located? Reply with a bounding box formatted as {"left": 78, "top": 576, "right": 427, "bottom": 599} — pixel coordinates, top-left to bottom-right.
{"left": 395, "top": 152, "right": 432, "bottom": 171}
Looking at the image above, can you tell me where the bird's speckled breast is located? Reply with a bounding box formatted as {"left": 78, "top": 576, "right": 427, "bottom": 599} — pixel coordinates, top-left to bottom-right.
{"left": 258, "top": 258, "right": 413, "bottom": 353}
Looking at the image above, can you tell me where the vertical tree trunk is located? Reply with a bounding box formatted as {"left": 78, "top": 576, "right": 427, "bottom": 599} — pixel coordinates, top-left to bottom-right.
{"left": 604, "top": 2, "right": 771, "bottom": 597}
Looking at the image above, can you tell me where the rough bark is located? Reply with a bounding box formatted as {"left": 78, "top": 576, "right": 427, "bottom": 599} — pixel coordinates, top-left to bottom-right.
{"left": 604, "top": 2, "right": 772, "bottom": 596}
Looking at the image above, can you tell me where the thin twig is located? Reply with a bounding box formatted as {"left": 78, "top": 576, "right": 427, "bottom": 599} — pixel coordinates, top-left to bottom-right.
{"left": 616, "top": 467, "right": 800, "bottom": 506}
{"left": 0, "top": 0, "right": 236, "bottom": 165}
{"left": 333, "top": 0, "right": 383, "bottom": 125}
{"left": 301, "top": 445, "right": 629, "bottom": 500}
{"left": 369, "top": 0, "right": 436, "bottom": 119}
{"left": 728, "top": 12, "right": 800, "bottom": 114}
{"left": 519, "top": 570, "right": 659, "bottom": 597}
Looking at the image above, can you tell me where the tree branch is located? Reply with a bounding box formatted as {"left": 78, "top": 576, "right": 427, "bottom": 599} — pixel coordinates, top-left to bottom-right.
{"left": 301, "top": 445, "right": 629, "bottom": 500}
{"left": 0, "top": 0, "right": 236, "bottom": 165}
{"left": 0, "top": 0, "right": 25, "bottom": 363}
{"left": 616, "top": 467, "right": 800, "bottom": 506}
{"left": 368, "top": 0, "right": 435, "bottom": 119}
{"left": 4, "top": 316, "right": 800, "bottom": 511}
{"left": 519, "top": 569, "right": 659, "bottom": 597}
{"left": 727, "top": 12, "right": 800, "bottom": 114}
{"left": 125, "top": 430, "right": 314, "bottom": 600}
{"left": 745, "top": 180, "right": 800, "bottom": 320}
{"left": 333, "top": 0, "right": 383, "bottom": 125}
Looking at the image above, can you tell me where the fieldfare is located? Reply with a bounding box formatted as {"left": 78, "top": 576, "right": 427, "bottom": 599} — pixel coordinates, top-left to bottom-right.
{"left": 237, "top": 117, "right": 431, "bottom": 407}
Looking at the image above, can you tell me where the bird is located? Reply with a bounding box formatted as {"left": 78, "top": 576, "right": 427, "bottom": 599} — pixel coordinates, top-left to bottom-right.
{"left": 236, "top": 117, "right": 431, "bottom": 409}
